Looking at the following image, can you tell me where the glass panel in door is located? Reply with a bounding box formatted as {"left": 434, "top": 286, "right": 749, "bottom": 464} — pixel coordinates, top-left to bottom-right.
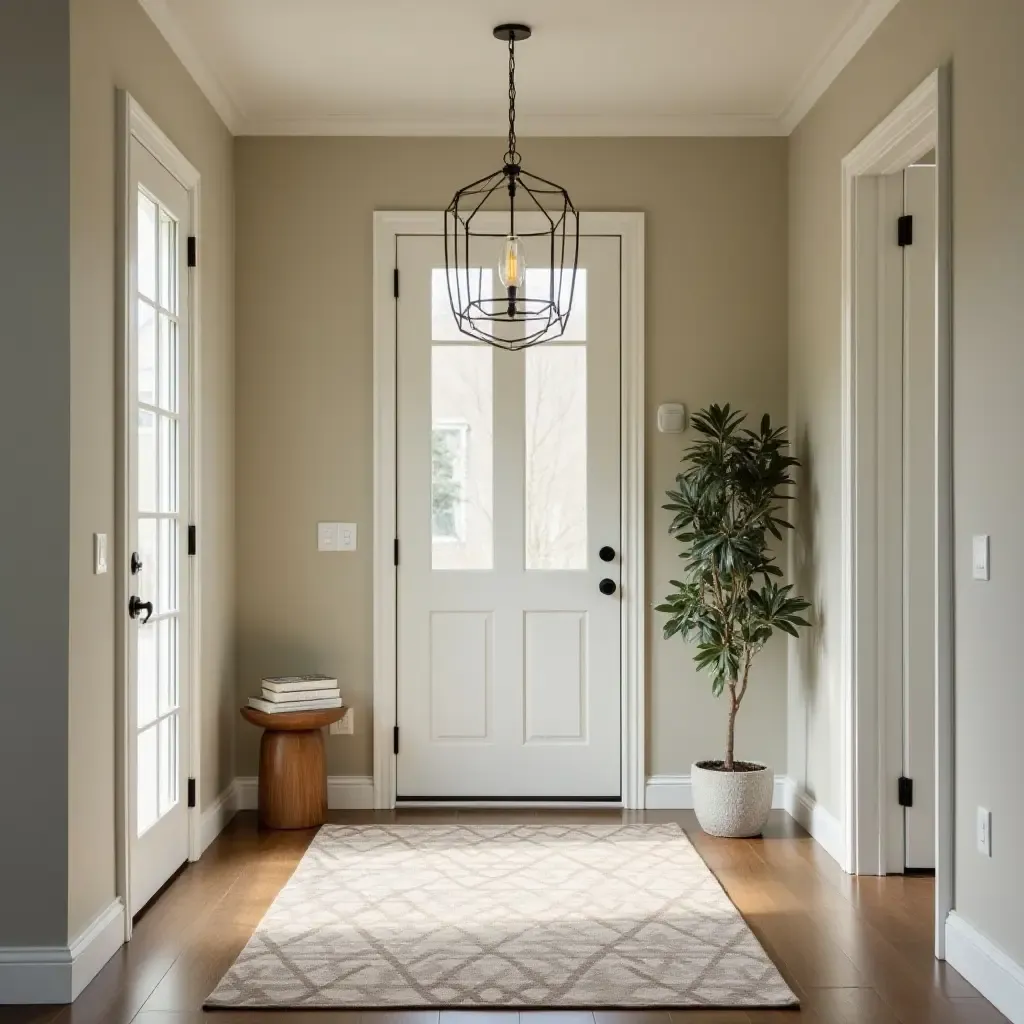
{"left": 136, "top": 185, "right": 182, "bottom": 838}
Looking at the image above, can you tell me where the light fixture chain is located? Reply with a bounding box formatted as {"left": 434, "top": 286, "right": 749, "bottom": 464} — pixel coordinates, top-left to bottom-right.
{"left": 507, "top": 36, "right": 517, "bottom": 164}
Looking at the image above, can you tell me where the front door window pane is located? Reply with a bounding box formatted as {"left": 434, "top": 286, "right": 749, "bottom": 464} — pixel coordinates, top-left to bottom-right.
{"left": 431, "top": 346, "right": 493, "bottom": 570}
{"left": 525, "top": 346, "right": 588, "bottom": 569}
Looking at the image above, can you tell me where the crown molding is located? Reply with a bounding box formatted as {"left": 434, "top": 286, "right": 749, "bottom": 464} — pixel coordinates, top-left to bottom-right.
{"left": 139, "top": 0, "right": 244, "bottom": 134}
{"left": 778, "top": 0, "right": 902, "bottom": 133}
{"left": 139, "top": 0, "right": 897, "bottom": 139}
{"left": 239, "top": 112, "right": 786, "bottom": 138}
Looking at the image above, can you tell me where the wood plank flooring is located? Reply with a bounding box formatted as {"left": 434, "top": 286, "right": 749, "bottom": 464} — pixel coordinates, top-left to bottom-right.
{"left": 7, "top": 809, "right": 1008, "bottom": 1024}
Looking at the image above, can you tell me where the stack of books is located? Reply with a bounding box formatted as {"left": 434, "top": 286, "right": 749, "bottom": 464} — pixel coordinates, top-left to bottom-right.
{"left": 247, "top": 675, "right": 343, "bottom": 714}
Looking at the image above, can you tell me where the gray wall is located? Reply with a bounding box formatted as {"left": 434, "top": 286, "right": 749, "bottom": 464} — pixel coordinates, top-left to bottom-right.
{"left": 0, "top": 0, "right": 71, "bottom": 948}
{"left": 788, "top": 0, "right": 1024, "bottom": 965}
{"left": 234, "top": 136, "right": 790, "bottom": 782}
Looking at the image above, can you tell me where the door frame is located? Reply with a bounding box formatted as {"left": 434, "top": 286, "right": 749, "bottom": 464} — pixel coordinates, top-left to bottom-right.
{"left": 839, "top": 68, "right": 953, "bottom": 956}
{"left": 372, "top": 211, "right": 646, "bottom": 810}
{"left": 115, "top": 93, "right": 202, "bottom": 938}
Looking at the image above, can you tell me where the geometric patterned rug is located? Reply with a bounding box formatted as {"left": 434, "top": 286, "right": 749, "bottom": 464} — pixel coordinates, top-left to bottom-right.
{"left": 205, "top": 822, "right": 797, "bottom": 1009}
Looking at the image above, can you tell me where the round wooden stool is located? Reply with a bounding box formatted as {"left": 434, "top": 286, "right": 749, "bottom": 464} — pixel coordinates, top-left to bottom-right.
{"left": 239, "top": 706, "right": 346, "bottom": 829}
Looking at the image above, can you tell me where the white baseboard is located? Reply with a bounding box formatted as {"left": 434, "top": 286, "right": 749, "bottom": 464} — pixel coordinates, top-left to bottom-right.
{"left": 946, "top": 912, "right": 1024, "bottom": 1024}
{"left": 779, "top": 777, "right": 845, "bottom": 867}
{"left": 199, "top": 779, "right": 240, "bottom": 855}
{"left": 0, "top": 898, "right": 124, "bottom": 1004}
{"left": 644, "top": 773, "right": 789, "bottom": 810}
{"left": 235, "top": 775, "right": 375, "bottom": 811}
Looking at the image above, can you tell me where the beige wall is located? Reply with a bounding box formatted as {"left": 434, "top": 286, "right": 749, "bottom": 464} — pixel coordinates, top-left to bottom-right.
{"left": 0, "top": 0, "right": 71, "bottom": 949}
{"left": 69, "top": 0, "right": 235, "bottom": 939}
{"left": 788, "top": 0, "right": 1024, "bottom": 964}
{"left": 234, "top": 137, "right": 789, "bottom": 782}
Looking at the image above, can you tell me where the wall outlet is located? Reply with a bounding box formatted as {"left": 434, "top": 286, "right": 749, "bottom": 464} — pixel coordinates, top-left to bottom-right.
{"left": 330, "top": 708, "right": 354, "bottom": 736}
{"left": 977, "top": 807, "right": 992, "bottom": 857}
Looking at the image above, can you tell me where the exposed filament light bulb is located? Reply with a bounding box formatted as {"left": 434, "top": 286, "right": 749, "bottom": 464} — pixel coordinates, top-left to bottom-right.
{"left": 499, "top": 234, "right": 525, "bottom": 317}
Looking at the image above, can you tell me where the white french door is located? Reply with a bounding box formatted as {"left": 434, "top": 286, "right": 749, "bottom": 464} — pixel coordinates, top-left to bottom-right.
{"left": 396, "top": 233, "right": 622, "bottom": 799}
{"left": 127, "top": 137, "right": 191, "bottom": 913}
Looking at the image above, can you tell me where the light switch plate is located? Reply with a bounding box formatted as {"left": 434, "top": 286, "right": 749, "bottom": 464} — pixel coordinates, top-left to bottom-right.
{"left": 977, "top": 807, "right": 992, "bottom": 857}
{"left": 972, "top": 534, "right": 990, "bottom": 580}
{"left": 318, "top": 522, "right": 357, "bottom": 552}
{"left": 93, "top": 533, "right": 108, "bottom": 575}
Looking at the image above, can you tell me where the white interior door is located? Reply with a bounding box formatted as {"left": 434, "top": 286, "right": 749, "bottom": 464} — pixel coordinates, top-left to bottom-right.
{"left": 396, "top": 233, "right": 621, "bottom": 799}
{"left": 128, "top": 137, "right": 191, "bottom": 912}
{"left": 902, "top": 163, "right": 937, "bottom": 870}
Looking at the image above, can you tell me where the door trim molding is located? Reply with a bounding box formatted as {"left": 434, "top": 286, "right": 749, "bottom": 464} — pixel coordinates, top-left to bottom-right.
{"left": 372, "top": 211, "right": 646, "bottom": 809}
{"left": 839, "top": 68, "right": 953, "bottom": 956}
{"left": 115, "top": 92, "right": 202, "bottom": 939}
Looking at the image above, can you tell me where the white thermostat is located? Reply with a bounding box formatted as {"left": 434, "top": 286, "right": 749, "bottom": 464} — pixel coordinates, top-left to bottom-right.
{"left": 657, "top": 403, "right": 686, "bottom": 433}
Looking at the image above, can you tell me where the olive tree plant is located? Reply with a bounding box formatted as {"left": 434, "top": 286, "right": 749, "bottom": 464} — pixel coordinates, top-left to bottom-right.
{"left": 657, "top": 405, "right": 812, "bottom": 771}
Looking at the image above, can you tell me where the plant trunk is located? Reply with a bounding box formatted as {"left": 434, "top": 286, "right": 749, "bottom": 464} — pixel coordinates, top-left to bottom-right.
{"left": 725, "top": 684, "right": 738, "bottom": 771}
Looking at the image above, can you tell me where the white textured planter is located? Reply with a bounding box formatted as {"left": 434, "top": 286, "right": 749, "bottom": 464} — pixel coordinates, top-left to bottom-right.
{"left": 691, "top": 761, "right": 773, "bottom": 838}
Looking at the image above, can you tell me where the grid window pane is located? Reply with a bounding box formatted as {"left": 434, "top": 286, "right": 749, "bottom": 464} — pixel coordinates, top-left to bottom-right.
{"left": 525, "top": 267, "right": 587, "bottom": 342}
{"left": 158, "top": 715, "right": 178, "bottom": 816}
{"left": 158, "top": 416, "right": 178, "bottom": 513}
{"left": 137, "top": 518, "right": 157, "bottom": 607}
{"left": 138, "top": 620, "right": 158, "bottom": 726}
{"left": 138, "top": 301, "right": 156, "bottom": 405}
{"left": 159, "top": 314, "right": 178, "bottom": 413}
{"left": 159, "top": 209, "right": 177, "bottom": 313}
{"left": 137, "top": 723, "right": 158, "bottom": 836}
{"left": 158, "top": 617, "right": 178, "bottom": 714}
{"left": 137, "top": 192, "right": 157, "bottom": 302}
{"left": 138, "top": 410, "right": 158, "bottom": 512}
{"left": 525, "top": 346, "right": 588, "bottom": 570}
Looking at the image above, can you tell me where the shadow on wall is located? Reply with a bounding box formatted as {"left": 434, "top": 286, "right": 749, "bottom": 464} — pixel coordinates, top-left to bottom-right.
{"left": 793, "top": 423, "right": 825, "bottom": 802}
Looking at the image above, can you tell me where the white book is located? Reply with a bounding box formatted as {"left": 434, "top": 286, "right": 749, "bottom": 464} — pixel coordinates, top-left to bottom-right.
{"left": 248, "top": 695, "right": 343, "bottom": 714}
{"left": 259, "top": 687, "right": 342, "bottom": 704}
{"left": 261, "top": 674, "right": 338, "bottom": 693}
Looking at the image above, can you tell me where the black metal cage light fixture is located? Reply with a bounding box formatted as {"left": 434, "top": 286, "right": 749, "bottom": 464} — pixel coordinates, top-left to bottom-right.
{"left": 444, "top": 24, "right": 579, "bottom": 351}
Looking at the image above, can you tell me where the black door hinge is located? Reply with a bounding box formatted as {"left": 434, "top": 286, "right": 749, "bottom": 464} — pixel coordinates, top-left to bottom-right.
{"left": 393, "top": 538, "right": 399, "bottom": 566}
{"left": 393, "top": 725, "right": 400, "bottom": 755}
{"left": 188, "top": 524, "right": 196, "bottom": 556}
{"left": 187, "top": 777, "right": 196, "bottom": 808}
{"left": 898, "top": 776, "right": 914, "bottom": 807}
{"left": 897, "top": 215, "right": 913, "bottom": 247}
{"left": 187, "top": 235, "right": 197, "bottom": 267}
{"left": 393, "top": 267, "right": 399, "bottom": 298}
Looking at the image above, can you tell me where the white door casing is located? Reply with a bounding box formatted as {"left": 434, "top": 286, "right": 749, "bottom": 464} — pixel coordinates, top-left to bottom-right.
{"left": 902, "top": 163, "right": 937, "bottom": 871}
{"left": 396, "top": 233, "right": 621, "bottom": 799}
{"left": 118, "top": 95, "right": 200, "bottom": 925}
{"left": 372, "top": 212, "right": 645, "bottom": 809}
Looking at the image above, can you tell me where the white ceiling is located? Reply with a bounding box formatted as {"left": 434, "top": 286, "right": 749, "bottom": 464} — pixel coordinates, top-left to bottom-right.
{"left": 140, "top": 0, "right": 898, "bottom": 136}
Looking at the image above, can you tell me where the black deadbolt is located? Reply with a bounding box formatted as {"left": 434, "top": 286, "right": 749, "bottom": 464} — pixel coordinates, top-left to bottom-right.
{"left": 599, "top": 578, "right": 617, "bottom": 596}
{"left": 128, "top": 595, "right": 154, "bottom": 624}
{"left": 599, "top": 545, "right": 616, "bottom": 562}
{"left": 130, "top": 551, "right": 143, "bottom": 575}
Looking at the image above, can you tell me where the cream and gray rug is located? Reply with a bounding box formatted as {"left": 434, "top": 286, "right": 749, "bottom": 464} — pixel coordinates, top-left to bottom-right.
{"left": 206, "top": 822, "right": 796, "bottom": 1010}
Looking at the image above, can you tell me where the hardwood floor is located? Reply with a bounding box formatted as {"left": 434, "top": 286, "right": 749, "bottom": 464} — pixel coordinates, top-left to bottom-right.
{"left": 9, "top": 809, "right": 1008, "bottom": 1024}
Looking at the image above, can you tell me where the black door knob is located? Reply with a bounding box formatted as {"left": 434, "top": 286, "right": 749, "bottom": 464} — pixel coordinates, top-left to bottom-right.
{"left": 129, "top": 595, "right": 153, "bottom": 624}
{"left": 599, "top": 546, "right": 616, "bottom": 562}
{"left": 130, "top": 551, "right": 143, "bottom": 575}
{"left": 599, "top": 578, "right": 617, "bottom": 596}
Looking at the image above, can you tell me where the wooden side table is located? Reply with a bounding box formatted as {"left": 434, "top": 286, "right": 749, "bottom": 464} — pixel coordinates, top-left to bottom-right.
{"left": 239, "top": 706, "right": 346, "bottom": 829}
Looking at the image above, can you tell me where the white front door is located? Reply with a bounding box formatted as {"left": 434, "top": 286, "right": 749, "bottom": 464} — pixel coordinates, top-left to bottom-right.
{"left": 127, "top": 137, "right": 191, "bottom": 912}
{"left": 396, "top": 233, "right": 621, "bottom": 799}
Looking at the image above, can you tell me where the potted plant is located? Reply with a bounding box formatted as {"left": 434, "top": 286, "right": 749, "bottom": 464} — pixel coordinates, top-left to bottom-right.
{"left": 657, "top": 405, "right": 812, "bottom": 837}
